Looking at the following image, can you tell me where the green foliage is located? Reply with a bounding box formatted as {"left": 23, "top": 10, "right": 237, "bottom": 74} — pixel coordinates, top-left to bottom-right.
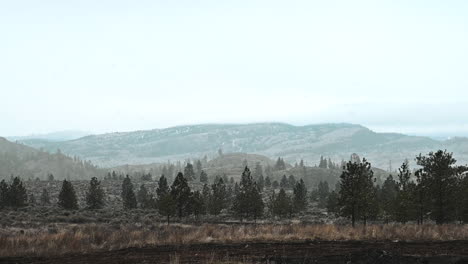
{"left": 184, "top": 163, "right": 196, "bottom": 181}
{"left": 293, "top": 179, "right": 308, "bottom": 213}
{"left": 58, "top": 180, "right": 78, "bottom": 210}
{"left": 232, "top": 167, "right": 264, "bottom": 220}
{"left": 379, "top": 175, "right": 398, "bottom": 222}
{"left": 326, "top": 190, "right": 340, "bottom": 216}
{"left": 338, "top": 158, "right": 376, "bottom": 226}
{"left": 199, "top": 170, "right": 208, "bottom": 183}
{"left": 270, "top": 188, "right": 292, "bottom": 218}
{"left": 209, "top": 177, "right": 227, "bottom": 215}
{"left": 171, "top": 172, "right": 191, "bottom": 218}
{"left": 86, "top": 177, "right": 105, "bottom": 209}
{"left": 156, "top": 175, "right": 176, "bottom": 224}
{"left": 317, "top": 181, "right": 329, "bottom": 208}
{"left": 121, "top": 175, "right": 137, "bottom": 210}
{"left": 137, "top": 184, "right": 153, "bottom": 209}
{"left": 416, "top": 150, "right": 458, "bottom": 224}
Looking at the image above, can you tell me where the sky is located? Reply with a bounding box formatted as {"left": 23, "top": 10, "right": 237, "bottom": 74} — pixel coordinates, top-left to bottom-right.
{"left": 1, "top": 0, "right": 468, "bottom": 137}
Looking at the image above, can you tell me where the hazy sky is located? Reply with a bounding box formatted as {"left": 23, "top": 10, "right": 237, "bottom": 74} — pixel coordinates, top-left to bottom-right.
{"left": 1, "top": 0, "right": 468, "bottom": 137}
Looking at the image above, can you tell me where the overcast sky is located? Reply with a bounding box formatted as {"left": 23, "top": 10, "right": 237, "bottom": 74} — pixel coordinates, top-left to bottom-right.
{"left": 1, "top": 0, "right": 467, "bottom": 137}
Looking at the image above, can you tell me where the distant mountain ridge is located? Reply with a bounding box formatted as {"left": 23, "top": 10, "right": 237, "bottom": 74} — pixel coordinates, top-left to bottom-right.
{"left": 7, "top": 130, "right": 91, "bottom": 142}
{"left": 15, "top": 123, "right": 468, "bottom": 169}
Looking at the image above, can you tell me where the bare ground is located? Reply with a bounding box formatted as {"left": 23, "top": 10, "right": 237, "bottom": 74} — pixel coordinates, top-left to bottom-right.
{"left": 2, "top": 240, "right": 468, "bottom": 264}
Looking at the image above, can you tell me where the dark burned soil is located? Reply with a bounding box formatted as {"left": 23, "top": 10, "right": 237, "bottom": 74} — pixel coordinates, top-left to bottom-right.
{"left": 2, "top": 240, "right": 468, "bottom": 264}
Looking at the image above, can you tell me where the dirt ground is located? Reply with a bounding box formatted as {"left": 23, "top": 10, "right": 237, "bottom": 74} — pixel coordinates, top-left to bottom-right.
{"left": 2, "top": 240, "right": 468, "bottom": 264}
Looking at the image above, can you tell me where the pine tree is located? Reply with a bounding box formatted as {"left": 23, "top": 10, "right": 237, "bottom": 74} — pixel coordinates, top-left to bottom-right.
{"left": 288, "top": 175, "right": 296, "bottom": 189}
{"left": 184, "top": 163, "right": 196, "bottom": 181}
{"left": 0, "top": 180, "right": 9, "bottom": 208}
{"left": 317, "top": 181, "right": 329, "bottom": 208}
{"left": 326, "top": 190, "right": 340, "bottom": 216}
{"left": 137, "top": 184, "right": 153, "bottom": 209}
{"left": 338, "top": 159, "right": 375, "bottom": 227}
{"left": 8, "top": 177, "right": 28, "bottom": 208}
{"left": 280, "top": 175, "right": 289, "bottom": 189}
{"left": 156, "top": 175, "right": 176, "bottom": 224}
{"left": 58, "top": 180, "right": 78, "bottom": 210}
{"left": 85, "top": 177, "right": 105, "bottom": 209}
{"left": 265, "top": 176, "right": 271, "bottom": 188}
{"left": 395, "top": 161, "right": 414, "bottom": 223}
{"left": 195, "top": 160, "right": 203, "bottom": 178}
{"left": 271, "top": 188, "right": 292, "bottom": 218}
{"left": 200, "top": 170, "right": 208, "bottom": 183}
{"left": 293, "top": 179, "right": 308, "bottom": 213}
{"left": 380, "top": 175, "right": 398, "bottom": 222}
{"left": 121, "top": 175, "right": 137, "bottom": 209}
{"left": 40, "top": 188, "right": 51, "bottom": 205}
{"left": 188, "top": 190, "right": 205, "bottom": 217}
{"left": 416, "top": 150, "right": 458, "bottom": 224}
{"left": 232, "top": 167, "right": 264, "bottom": 221}
{"left": 209, "top": 177, "right": 227, "bottom": 215}
{"left": 171, "top": 172, "right": 191, "bottom": 218}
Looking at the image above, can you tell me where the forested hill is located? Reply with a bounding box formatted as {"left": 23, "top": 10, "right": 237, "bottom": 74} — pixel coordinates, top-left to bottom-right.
{"left": 15, "top": 123, "right": 468, "bottom": 169}
{"left": 0, "top": 137, "right": 103, "bottom": 180}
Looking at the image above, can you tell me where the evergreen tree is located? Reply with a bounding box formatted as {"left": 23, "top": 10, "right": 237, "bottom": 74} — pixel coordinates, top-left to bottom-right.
{"left": 200, "top": 170, "right": 208, "bottom": 183}
{"left": 58, "top": 180, "right": 78, "bottom": 210}
{"left": 47, "top": 173, "right": 55, "bottom": 181}
{"left": 380, "top": 175, "right": 398, "bottom": 222}
{"left": 188, "top": 190, "right": 205, "bottom": 217}
{"left": 254, "top": 162, "right": 263, "bottom": 178}
{"left": 271, "top": 188, "right": 292, "bottom": 218}
{"left": 29, "top": 193, "right": 36, "bottom": 205}
{"left": 338, "top": 159, "right": 375, "bottom": 227}
{"left": 416, "top": 150, "right": 458, "bottom": 224}
{"left": 317, "top": 181, "right": 330, "bottom": 208}
{"left": 8, "top": 177, "right": 28, "bottom": 208}
{"left": 156, "top": 175, "right": 176, "bottom": 224}
{"left": 121, "top": 175, "right": 137, "bottom": 209}
{"left": 137, "top": 184, "right": 153, "bottom": 209}
{"left": 171, "top": 172, "right": 191, "bottom": 218}
{"left": 293, "top": 179, "right": 308, "bottom": 213}
{"left": 288, "top": 175, "right": 296, "bottom": 189}
{"left": 272, "top": 180, "right": 279, "bottom": 189}
{"left": 86, "top": 177, "right": 105, "bottom": 209}
{"left": 209, "top": 177, "right": 227, "bottom": 215}
{"left": 280, "top": 175, "right": 289, "bottom": 189}
{"left": 184, "top": 163, "right": 196, "bottom": 181}
{"left": 40, "top": 188, "right": 51, "bottom": 205}
{"left": 395, "top": 161, "right": 414, "bottom": 223}
{"left": 195, "top": 160, "right": 203, "bottom": 178}
{"left": 232, "top": 167, "right": 264, "bottom": 221}
{"left": 326, "top": 190, "right": 340, "bottom": 216}
{"left": 0, "top": 180, "right": 9, "bottom": 208}
{"left": 265, "top": 176, "right": 271, "bottom": 188}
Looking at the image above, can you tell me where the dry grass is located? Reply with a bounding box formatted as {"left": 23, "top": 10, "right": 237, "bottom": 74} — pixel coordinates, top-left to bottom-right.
{"left": 1, "top": 223, "right": 468, "bottom": 257}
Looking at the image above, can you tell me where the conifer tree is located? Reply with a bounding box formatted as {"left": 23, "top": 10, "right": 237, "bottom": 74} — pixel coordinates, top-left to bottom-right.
{"left": 416, "top": 150, "right": 458, "bottom": 224}
{"left": 0, "top": 180, "right": 9, "bottom": 208}
{"left": 171, "top": 172, "right": 191, "bottom": 218}
{"left": 232, "top": 167, "right": 264, "bottom": 221}
{"left": 40, "top": 188, "right": 51, "bottom": 205}
{"left": 156, "top": 175, "right": 176, "bottom": 224}
{"left": 86, "top": 177, "right": 105, "bottom": 209}
{"left": 8, "top": 177, "right": 28, "bottom": 208}
{"left": 280, "top": 175, "right": 289, "bottom": 189}
{"left": 380, "top": 175, "right": 398, "bottom": 222}
{"left": 209, "top": 177, "right": 227, "bottom": 215}
{"left": 137, "top": 184, "right": 153, "bottom": 209}
{"left": 58, "top": 180, "right": 78, "bottom": 210}
{"left": 293, "top": 179, "right": 308, "bottom": 213}
{"left": 121, "top": 175, "right": 137, "bottom": 209}
{"left": 265, "top": 176, "right": 271, "bottom": 188}
{"left": 200, "top": 170, "right": 208, "bottom": 183}
{"left": 184, "top": 163, "right": 196, "bottom": 181}
{"left": 338, "top": 159, "right": 375, "bottom": 227}
{"left": 188, "top": 190, "right": 205, "bottom": 217}
{"left": 271, "top": 188, "right": 292, "bottom": 218}
{"left": 317, "top": 181, "right": 330, "bottom": 208}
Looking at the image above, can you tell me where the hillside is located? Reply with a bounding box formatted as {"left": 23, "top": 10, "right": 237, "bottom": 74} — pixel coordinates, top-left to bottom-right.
{"left": 16, "top": 123, "right": 468, "bottom": 169}
{"left": 0, "top": 137, "right": 103, "bottom": 180}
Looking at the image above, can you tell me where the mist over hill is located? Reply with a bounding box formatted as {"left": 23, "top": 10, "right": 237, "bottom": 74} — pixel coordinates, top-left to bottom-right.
{"left": 15, "top": 123, "right": 468, "bottom": 169}
{"left": 0, "top": 137, "right": 103, "bottom": 180}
